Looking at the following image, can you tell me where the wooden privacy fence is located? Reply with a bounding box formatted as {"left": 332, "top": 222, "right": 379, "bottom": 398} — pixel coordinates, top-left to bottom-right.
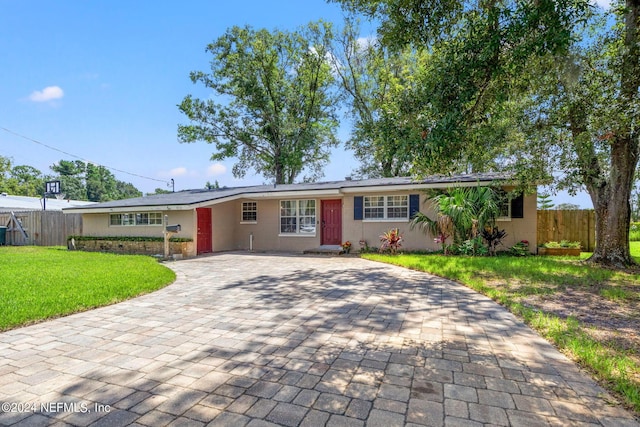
{"left": 0, "top": 211, "right": 83, "bottom": 246}
{"left": 537, "top": 209, "right": 596, "bottom": 251}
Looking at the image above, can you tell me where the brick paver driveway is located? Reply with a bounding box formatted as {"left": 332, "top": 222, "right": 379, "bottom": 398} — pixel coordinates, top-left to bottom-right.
{"left": 1, "top": 253, "right": 638, "bottom": 426}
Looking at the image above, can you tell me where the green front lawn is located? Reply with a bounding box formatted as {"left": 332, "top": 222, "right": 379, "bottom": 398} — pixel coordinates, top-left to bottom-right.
{"left": 0, "top": 247, "right": 176, "bottom": 331}
{"left": 363, "top": 242, "right": 640, "bottom": 414}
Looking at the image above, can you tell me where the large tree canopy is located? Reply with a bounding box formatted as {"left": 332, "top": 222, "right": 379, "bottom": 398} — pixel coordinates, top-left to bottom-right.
{"left": 0, "top": 156, "right": 141, "bottom": 201}
{"left": 178, "top": 21, "right": 339, "bottom": 184}
{"left": 334, "top": 0, "right": 639, "bottom": 267}
{"left": 50, "top": 160, "right": 142, "bottom": 202}
{"left": 0, "top": 156, "right": 48, "bottom": 197}
{"left": 332, "top": 20, "right": 423, "bottom": 178}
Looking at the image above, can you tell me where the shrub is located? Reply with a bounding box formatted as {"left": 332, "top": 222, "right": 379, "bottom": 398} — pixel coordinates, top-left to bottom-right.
{"left": 542, "top": 240, "right": 580, "bottom": 249}
{"left": 481, "top": 227, "right": 507, "bottom": 256}
{"left": 67, "top": 235, "right": 193, "bottom": 243}
{"left": 631, "top": 223, "right": 640, "bottom": 241}
{"left": 379, "top": 228, "right": 403, "bottom": 254}
{"left": 510, "top": 240, "right": 530, "bottom": 256}
{"left": 454, "top": 236, "right": 488, "bottom": 256}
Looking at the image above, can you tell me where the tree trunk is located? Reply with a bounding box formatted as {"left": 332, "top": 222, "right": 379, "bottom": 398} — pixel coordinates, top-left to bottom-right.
{"left": 585, "top": 0, "right": 640, "bottom": 268}
{"left": 587, "top": 138, "right": 636, "bottom": 267}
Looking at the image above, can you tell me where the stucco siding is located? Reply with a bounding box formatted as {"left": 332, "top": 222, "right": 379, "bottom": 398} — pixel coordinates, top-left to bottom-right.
{"left": 210, "top": 202, "right": 236, "bottom": 252}
{"left": 344, "top": 191, "right": 537, "bottom": 253}
{"left": 77, "top": 186, "right": 537, "bottom": 255}
{"left": 82, "top": 210, "right": 194, "bottom": 240}
{"left": 497, "top": 193, "right": 537, "bottom": 251}
{"left": 342, "top": 192, "right": 436, "bottom": 252}
{"left": 233, "top": 198, "right": 321, "bottom": 252}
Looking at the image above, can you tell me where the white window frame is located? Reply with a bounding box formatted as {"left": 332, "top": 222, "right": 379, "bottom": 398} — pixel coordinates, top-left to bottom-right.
{"left": 363, "top": 195, "right": 409, "bottom": 221}
{"left": 109, "top": 212, "right": 163, "bottom": 226}
{"left": 241, "top": 201, "right": 257, "bottom": 223}
{"left": 495, "top": 189, "right": 512, "bottom": 222}
{"left": 279, "top": 199, "right": 316, "bottom": 236}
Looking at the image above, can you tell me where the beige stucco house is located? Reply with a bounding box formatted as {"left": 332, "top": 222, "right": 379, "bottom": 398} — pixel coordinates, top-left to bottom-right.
{"left": 63, "top": 174, "right": 537, "bottom": 256}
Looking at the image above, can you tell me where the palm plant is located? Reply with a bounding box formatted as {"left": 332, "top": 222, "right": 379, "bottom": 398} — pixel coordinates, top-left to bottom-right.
{"left": 410, "top": 186, "right": 502, "bottom": 253}
{"left": 410, "top": 210, "right": 453, "bottom": 253}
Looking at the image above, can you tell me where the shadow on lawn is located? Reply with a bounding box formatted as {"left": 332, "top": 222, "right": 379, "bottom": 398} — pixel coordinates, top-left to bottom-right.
{"left": 396, "top": 253, "right": 636, "bottom": 293}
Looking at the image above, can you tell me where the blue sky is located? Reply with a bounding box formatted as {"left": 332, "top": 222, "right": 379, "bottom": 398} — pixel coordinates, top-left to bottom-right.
{"left": 0, "top": 0, "right": 591, "bottom": 207}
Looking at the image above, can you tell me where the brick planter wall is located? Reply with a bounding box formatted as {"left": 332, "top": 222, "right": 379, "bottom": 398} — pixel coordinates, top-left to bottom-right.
{"left": 71, "top": 239, "right": 195, "bottom": 258}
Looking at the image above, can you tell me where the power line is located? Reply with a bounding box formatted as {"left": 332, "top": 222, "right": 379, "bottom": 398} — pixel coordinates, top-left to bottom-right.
{"left": 0, "top": 126, "right": 168, "bottom": 184}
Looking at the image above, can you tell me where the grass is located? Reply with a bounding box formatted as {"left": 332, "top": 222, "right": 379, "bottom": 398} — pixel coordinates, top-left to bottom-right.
{"left": 631, "top": 223, "right": 640, "bottom": 242}
{"left": 0, "top": 246, "right": 176, "bottom": 331}
{"left": 363, "top": 241, "right": 640, "bottom": 414}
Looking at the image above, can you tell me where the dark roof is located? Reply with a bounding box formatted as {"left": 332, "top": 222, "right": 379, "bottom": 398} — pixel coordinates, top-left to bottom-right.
{"left": 64, "top": 173, "right": 510, "bottom": 212}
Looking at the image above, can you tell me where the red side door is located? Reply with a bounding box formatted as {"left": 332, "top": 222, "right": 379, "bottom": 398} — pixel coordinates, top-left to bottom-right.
{"left": 321, "top": 199, "right": 342, "bottom": 245}
{"left": 196, "top": 208, "right": 212, "bottom": 254}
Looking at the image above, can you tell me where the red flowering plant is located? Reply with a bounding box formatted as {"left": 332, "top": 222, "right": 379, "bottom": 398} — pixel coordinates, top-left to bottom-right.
{"left": 379, "top": 228, "right": 403, "bottom": 254}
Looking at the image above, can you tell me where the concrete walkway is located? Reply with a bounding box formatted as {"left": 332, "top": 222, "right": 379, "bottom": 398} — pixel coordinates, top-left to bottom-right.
{"left": 0, "top": 253, "right": 637, "bottom": 427}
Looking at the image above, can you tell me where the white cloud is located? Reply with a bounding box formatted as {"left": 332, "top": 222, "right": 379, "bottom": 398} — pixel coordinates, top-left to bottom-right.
{"left": 593, "top": 0, "right": 611, "bottom": 9}
{"left": 28, "top": 86, "right": 64, "bottom": 102}
{"left": 207, "top": 163, "right": 227, "bottom": 176}
{"left": 356, "top": 36, "right": 376, "bottom": 50}
{"left": 169, "top": 167, "right": 188, "bottom": 176}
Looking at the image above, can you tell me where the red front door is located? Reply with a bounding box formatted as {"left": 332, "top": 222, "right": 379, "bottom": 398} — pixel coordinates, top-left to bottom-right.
{"left": 196, "top": 208, "right": 212, "bottom": 254}
{"left": 321, "top": 199, "right": 342, "bottom": 245}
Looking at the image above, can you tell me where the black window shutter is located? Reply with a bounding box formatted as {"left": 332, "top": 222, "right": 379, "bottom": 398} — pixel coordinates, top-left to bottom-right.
{"left": 409, "top": 194, "right": 420, "bottom": 218}
{"left": 354, "top": 196, "right": 363, "bottom": 220}
{"left": 511, "top": 194, "right": 524, "bottom": 218}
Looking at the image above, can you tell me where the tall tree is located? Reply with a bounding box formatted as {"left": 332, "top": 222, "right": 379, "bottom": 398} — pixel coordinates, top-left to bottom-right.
{"left": 8, "top": 165, "right": 46, "bottom": 197}
{"left": 334, "top": 0, "right": 640, "bottom": 267}
{"left": 50, "top": 160, "right": 87, "bottom": 200}
{"left": 178, "top": 21, "right": 339, "bottom": 184}
{"left": 537, "top": 193, "right": 555, "bottom": 210}
{"left": 332, "top": 20, "right": 422, "bottom": 177}
{"left": 512, "top": 7, "right": 640, "bottom": 267}
{"left": 0, "top": 157, "right": 48, "bottom": 197}
{"left": 0, "top": 156, "right": 12, "bottom": 191}
{"left": 335, "top": 0, "right": 590, "bottom": 176}
{"left": 50, "top": 160, "right": 142, "bottom": 201}
{"left": 115, "top": 181, "right": 143, "bottom": 200}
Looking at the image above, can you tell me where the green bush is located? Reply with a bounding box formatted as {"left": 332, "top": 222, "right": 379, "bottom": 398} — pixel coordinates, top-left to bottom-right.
{"left": 452, "top": 236, "right": 488, "bottom": 256}
{"left": 67, "top": 235, "right": 193, "bottom": 243}
{"left": 541, "top": 240, "right": 581, "bottom": 249}
{"left": 510, "top": 240, "right": 531, "bottom": 256}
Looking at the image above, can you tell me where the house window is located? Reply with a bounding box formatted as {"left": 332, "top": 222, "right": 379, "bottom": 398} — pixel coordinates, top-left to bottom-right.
{"left": 241, "top": 202, "right": 257, "bottom": 222}
{"left": 498, "top": 195, "right": 511, "bottom": 219}
{"left": 136, "top": 212, "right": 162, "bottom": 225}
{"left": 364, "top": 195, "right": 408, "bottom": 220}
{"left": 280, "top": 199, "right": 316, "bottom": 234}
{"left": 495, "top": 189, "right": 524, "bottom": 220}
{"left": 109, "top": 212, "right": 162, "bottom": 226}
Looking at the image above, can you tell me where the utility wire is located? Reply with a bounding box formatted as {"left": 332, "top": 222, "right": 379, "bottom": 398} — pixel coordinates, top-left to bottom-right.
{"left": 0, "top": 126, "right": 168, "bottom": 183}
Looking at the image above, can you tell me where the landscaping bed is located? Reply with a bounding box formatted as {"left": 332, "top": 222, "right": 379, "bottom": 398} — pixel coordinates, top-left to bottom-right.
{"left": 68, "top": 235, "right": 195, "bottom": 258}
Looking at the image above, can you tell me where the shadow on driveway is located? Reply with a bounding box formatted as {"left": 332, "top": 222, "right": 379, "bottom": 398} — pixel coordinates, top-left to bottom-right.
{"left": 0, "top": 253, "right": 637, "bottom": 426}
